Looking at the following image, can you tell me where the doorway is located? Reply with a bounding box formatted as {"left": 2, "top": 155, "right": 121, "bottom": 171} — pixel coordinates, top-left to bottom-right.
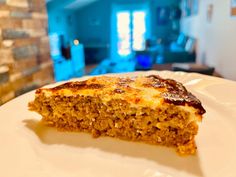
{"left": 111, "top": 3, "right": 150, "bottom": 60}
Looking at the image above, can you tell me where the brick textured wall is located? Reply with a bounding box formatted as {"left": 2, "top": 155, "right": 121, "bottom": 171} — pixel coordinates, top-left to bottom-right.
{"left": 0, "top": 0, "right": 54, "bottom": 105}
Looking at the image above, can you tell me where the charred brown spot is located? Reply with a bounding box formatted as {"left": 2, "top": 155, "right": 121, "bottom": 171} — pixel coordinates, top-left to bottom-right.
{"left": 36, "top": 89, "right": 42, "bottom": 94}
{"left": 114, "top": 88, "right": 125, "bottom": 94}
{"left": 165, "top": 79, "right": 187, "bottom": 93}
{"left": 91, "top": 78, "right": 97, "bottom": 82}
{"left": 144, "top": 75, "right": 167, "bottom": 88}
{"left": 51, "top": 81, "right": 104, "bottom": 91}
{"left": 146, "top": 75, "right": 163, "bottom": 80}
{"left": 143, "top": 83, "right": 165, "bottom": 89}
{"left": 119, "top": 77, "right": 135, "bottom": 83}
{"left": 117, "top": 77, "right": 134, "bottom": 88}
{"left": 146, "top": 75, "right": 205, "bottom": 115}
{"left": 87, "top": 84, "right": 104, "bottom": 89}
{"left": 161, "top": 91, "right": 206, "bottom": 115}
{"left": 135, "top": 98, "right": 141, "bottom": 103}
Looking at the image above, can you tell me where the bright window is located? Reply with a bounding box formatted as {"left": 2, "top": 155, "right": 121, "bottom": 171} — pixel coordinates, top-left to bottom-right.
{"left": 117, "top": 12, "right": 131, "bottom": 56}
{"left": 132, "top": 11, "right": 146, "bottom": 51}
{"left": 116, "top": 10, "right": 147, "bottom": 57}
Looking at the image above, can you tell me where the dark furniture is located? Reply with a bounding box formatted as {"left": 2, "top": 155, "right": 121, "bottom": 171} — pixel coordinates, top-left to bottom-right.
{"left": 84, "top": 44, "right": 109, "bottom": 65}
{"left": 172, "top": 63, "right": 215, "bottom": 75}
{"left": 159, "top": 33, "right": 196, "bottom": 64}
{"left": 135, "top": 50, "right": 157, "bottom": 70}
{"left": 87, "top": 61, "right": 218, "bottom": 77}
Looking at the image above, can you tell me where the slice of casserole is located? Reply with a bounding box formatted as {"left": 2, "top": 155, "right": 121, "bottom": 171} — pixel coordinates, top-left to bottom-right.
{"left": 28, "top": 75, "right": 205, "bottom": 155}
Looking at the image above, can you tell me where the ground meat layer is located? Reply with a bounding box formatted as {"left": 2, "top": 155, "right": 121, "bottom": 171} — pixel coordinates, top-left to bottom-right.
{"left": 29, "top": 95, "right": 198, "bottom": 155}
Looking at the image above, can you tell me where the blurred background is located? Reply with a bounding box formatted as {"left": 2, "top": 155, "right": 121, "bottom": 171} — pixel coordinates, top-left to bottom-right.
{"left": 0, "top": 0, "right": 236, "bottom": 105}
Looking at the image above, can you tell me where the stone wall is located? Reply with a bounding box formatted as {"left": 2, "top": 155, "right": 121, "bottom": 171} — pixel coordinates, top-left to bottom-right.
{"left": 0, "top": 0, "right": 54, "bottom": 105}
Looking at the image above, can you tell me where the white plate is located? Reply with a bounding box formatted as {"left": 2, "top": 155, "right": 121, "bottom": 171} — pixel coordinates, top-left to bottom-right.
{"left": 1, "top": 71, "right": 236, "bottom": 177}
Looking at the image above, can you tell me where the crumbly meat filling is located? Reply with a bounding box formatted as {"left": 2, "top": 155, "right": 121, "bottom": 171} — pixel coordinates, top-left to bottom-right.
{"left": 29, "top": 94, "right": 198, "bottom": 155}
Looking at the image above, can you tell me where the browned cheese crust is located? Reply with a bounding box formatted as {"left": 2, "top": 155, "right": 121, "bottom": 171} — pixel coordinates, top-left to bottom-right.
{"left": 29, "top": 75, "right": 205, "bottom": 155}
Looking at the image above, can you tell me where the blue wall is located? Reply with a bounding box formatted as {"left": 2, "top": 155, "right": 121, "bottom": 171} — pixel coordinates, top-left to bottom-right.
{"left": 47, "top": 0, "right": 179, "bottom": 62}
{"left": 74, "top": 0, "right": 111, "bottom": 45}
{"left": 47, "top": 0, "right": 78, "bottom": 45}
{"left": 150, "top": 0, "right": 180, "bottom": 38}
{"left": 47, "top": 0, "right": 179, "bottom": 46}
{"left": 73, "top": 0, "right": 179, "bottom": 46}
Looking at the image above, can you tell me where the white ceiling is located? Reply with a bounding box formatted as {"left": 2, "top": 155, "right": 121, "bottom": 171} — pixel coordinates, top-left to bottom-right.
{"left": 64, "top": 0, "right": 98, "bottom": 10}
{"left": 46, "top": 0, "right": 98, "bottom": 10}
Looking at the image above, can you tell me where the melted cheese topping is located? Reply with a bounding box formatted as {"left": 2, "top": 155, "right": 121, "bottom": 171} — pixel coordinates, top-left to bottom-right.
{"left": 40, "top": 76, "right": 164, "bottom": 108}
{"left": 36, "top": 75, "right": 205, "bottom": 116}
